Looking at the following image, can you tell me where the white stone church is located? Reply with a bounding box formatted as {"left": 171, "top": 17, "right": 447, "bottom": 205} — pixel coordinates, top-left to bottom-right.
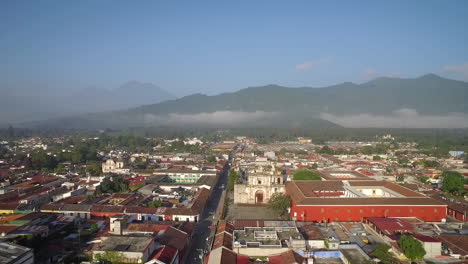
{"left": 234, "top": 166, "right": 285, "bottom": 204}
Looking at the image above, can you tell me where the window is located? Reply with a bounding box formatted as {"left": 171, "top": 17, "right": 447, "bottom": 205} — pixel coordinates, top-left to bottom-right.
{"left": 321, "top": 208, "right": 325, "bottom": 213}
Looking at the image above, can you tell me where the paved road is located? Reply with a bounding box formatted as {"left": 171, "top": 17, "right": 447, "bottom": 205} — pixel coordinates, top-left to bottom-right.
{"left": 184, "top": 158, "right": 231, "bottom": 264}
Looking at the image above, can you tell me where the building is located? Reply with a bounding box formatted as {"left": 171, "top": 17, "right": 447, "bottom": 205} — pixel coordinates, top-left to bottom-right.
{"left": 287, "top": 180, "right": 447, "bottom": 222}
{"left": 232, "top": 226, "right": 306, "bottom": 256}
{"left": 92, "top": 236, "right": 156, "bottom": 263}
{"left": 298, "top": 224, "right": 326, "bottom": 249}
{"left": 413, "top": 235, "right": 441, "bottom": 258}
{"left": 0, "top": 242, "right": 34, "bottom": 264}
{"left": 153, "top": 169, "right": 217, "bottom": 183}
{"left": 234, "top": 166, "right": 285, "bottom": 204}
{"left": 102, "top": 159, "right": 129, "bottom": 174}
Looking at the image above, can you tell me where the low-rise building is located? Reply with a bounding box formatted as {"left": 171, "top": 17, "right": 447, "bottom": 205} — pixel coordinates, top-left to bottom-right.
{"left": 232, "top": 226, "right": 306, "bottom": 256}
{"left": 0, "top": 242, "right": 34, "bottom": 264}
{"left": 92, "top": 236, "right": 156, "bottom": 263}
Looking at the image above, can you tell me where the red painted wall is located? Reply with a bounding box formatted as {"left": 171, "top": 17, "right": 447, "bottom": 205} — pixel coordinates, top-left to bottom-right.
{"left": 447, "top": 208, "right": 466, "bottom": 222}
{"left": 290, "top": 201, "right": 447, "bottom": 222}
{"left": 91, "top": 212, "right": 123, "bottom": 219}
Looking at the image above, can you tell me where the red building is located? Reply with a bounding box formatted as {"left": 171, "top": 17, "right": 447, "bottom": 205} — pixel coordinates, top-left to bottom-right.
{"left": 287, "top": 180, "right": 447, "bottom": 222}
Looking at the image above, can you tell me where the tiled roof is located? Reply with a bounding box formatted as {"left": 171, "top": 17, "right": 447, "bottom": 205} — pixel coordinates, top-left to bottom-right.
{"left": 267, "top": 250, "right": 305, "bottom": 264}
{"left": 212, "top": 231, "right": 233, "bottom": 250}
{"left": 91, "top": 205, "right": 124, "bottom": 213}
{"left": 126, "top": 223, "right": 171, "bottom": 234}
{"left": 0, "top": 203, "right": 19, "bottom": 210}
{"left": 287, "top": 181, "right": 445, "bottom": 206}
{"left": 151, "top": 245, "right": 177, "bottom": 263}
{"left": 437, "top": 235, "right": 468, "bottom": 256}
{"left": 61, "top": 204, "right": 92, "bottom": 212}
{"left": 156, "top": 227, "right": 188, "bottom": 251}
{"left": 367, "top": 218, "right": 414, "bottom": 236}
{"left": 298, "top": 224, "right": 325, "bottom": 240}
{"left": 124, "top": 206, "right": 158, "bottom": 214}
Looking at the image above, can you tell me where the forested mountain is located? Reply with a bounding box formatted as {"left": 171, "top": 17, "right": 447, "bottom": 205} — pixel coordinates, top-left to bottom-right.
{"left": 22, "top": 74, "right": 468, "bottom": 129}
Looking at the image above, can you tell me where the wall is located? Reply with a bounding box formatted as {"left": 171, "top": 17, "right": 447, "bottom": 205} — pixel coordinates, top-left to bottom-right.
{"left": 234, "top": 247, "right": 289, "bottom": 257}
{"left": 290, "top": 202, "right": 447, "bottom": 222}
{"left": 422, "top": 241, "right": 442, "bottom": 258}
{"left": 306, "top": 240, "right": 325, "bottom": 249}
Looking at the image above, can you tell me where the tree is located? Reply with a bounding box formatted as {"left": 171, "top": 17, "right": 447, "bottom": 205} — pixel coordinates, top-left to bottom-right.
{"left": 442, "top": 171, "right": 464, "bottom": 195}
{"left": 227, "top": 170, "right": 240, "bottom": 191}
{"left": 372, "top": 244, "right": 397, "bottom": 264}
{"left": 129, "top": 184, "right": 144, "bottom": 192}
{"left": 268, "top": 193, "right": 291, "bottom": 219}
{"left": 207, "top": 155, "right": 217, "bottom": 162}
{"left": 96, "top": 177, "right": 129, "bottom": 194}
{"left": 86, "top": 162, "right": 102, "bottom": 176}
{"left": 311, "top": 163, "right": 318, "bottom": 169}
{"left": 417, "top": 175, "right": 430, "bottom": 184}
{"left": 30, "top": 151, "right": 58, "bottom": 170}
{"left": 373, "top": 155, "right": 382, "bottom": 161}
{"left": 94, "top": 251, "right": 126, "bottom": 263}
{"left": 293, "top": 169, "right": 321, "bottom": 181}
{"left": 91, "top": 223, "right": 99, "bottom": 233}
{"left": 148, "top": 200, "right": 163, "bottom": 208}
{"left": 398, "top": 235, "right": 426, "bottom": 261}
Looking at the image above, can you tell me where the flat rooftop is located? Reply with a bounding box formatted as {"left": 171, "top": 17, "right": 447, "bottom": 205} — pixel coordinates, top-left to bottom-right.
{"left": 233, "top": 227, "right": 303, "bottom": 247}
{"left": 95, "top": 236, "right": 154, "bottom": 253}
{"left": 0, "top": 242, "right": 32, "bottom": 264}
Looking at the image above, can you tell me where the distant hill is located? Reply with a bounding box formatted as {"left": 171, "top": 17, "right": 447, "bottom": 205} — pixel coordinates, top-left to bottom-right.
{"left": 0, "top": 81, "right": 175, "bottom": 125}
{"left": 22, "top": 74, "right": 468, "bottom": 129}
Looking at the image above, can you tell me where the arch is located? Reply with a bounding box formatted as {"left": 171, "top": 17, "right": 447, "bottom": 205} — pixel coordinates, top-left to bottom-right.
{"left": 255, "top": 190, "right": 264, "bottom": 204}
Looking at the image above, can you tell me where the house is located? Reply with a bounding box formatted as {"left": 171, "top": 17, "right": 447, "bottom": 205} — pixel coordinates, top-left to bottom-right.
{"left": 298, "top": 224, "right": 326, "bottom": 249}
{"left": 413, "top": 234, "right": 441, "bottom": 258}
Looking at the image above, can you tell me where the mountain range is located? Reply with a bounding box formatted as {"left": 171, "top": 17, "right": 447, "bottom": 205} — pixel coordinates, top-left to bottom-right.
{"left": 0, "top": 81, "right": 175, "bottom": 124}
{"left": 15, "top": 74, "right": 468, "bottom": 129}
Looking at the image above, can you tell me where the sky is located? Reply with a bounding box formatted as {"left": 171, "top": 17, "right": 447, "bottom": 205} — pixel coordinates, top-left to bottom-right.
{"left": 1, "top": 0, "right": 468, "bottom": 97}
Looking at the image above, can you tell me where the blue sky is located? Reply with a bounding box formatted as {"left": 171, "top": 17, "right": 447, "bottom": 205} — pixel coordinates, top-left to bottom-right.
{"left": 1, "top": 0, "right": 468, "bottom": 97}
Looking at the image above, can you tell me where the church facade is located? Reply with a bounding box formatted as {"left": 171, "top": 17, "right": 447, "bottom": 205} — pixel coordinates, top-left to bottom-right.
{"left": 234, "top": 167, "right": 285, "bottom": 204}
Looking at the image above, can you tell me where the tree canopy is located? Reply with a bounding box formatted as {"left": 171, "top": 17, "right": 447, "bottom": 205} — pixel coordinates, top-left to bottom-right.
{"left": 442, "top": 171, "right": 464, "bottom": 195}
{"left": 268, "top": 193, "right": 291, "bottom": 219}
{"left": 96, "top": 177, "right": 129, "bottom": 194}
{"left": 372, "top": 244, "right": 397, "bottom": 264}
{"left": 293, "top": 169, "right": 321, "bottom": 181}
{"left": 227, "top": 170, "right": 240, "bottom": 191}
{"left": 398, "top": 235, "right": 426, "bottom": 261}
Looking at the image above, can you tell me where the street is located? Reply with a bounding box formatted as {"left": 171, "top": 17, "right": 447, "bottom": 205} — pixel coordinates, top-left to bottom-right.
{"left": 183, "top": 157, "right": 231, "bottom": 264}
